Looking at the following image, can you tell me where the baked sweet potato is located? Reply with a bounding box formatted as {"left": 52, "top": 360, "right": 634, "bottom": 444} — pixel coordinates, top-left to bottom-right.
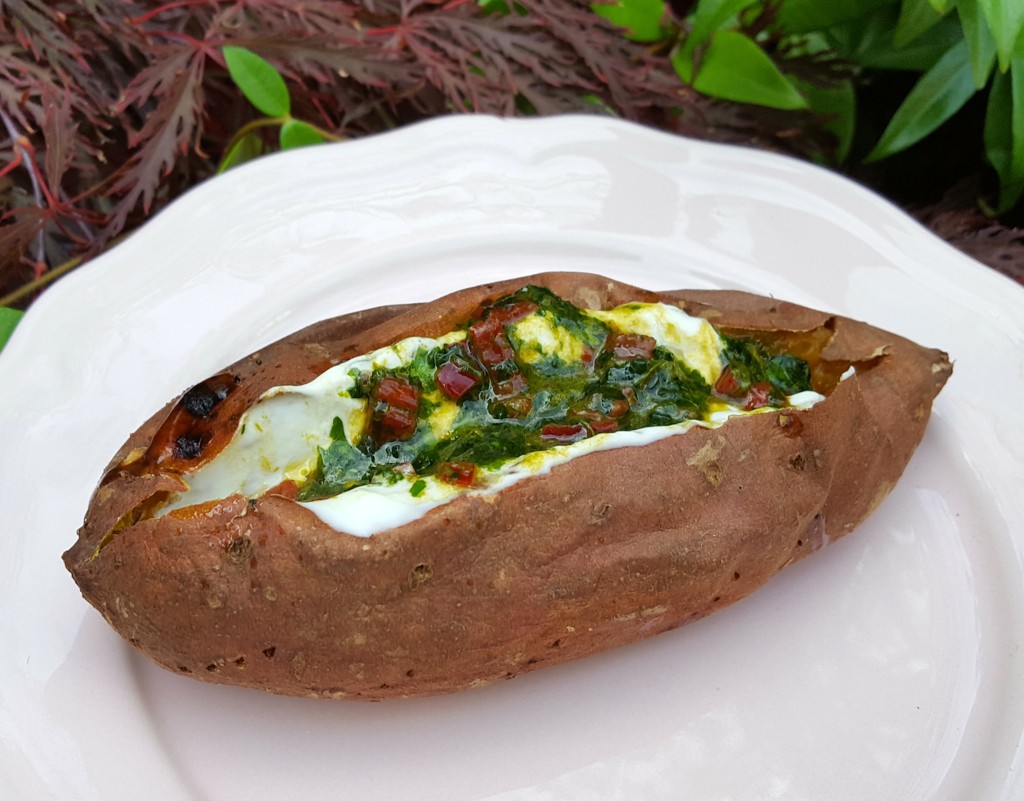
{"left": 63, "top": 273, "right": 951, "bottom": 699}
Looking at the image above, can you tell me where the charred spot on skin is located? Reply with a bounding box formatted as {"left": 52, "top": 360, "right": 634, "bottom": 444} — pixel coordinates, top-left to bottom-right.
{"left": 138, "top": 373, "right": 243, "bottom": 473}
{"left": 262, "top": 646, "right": 277, "bottom": 659}
{"left": 789, "top": 453, "right": 806, "bottom": 472}
{"left": 233, "top": 656, "right": 246, "bottom": 669}
{"left": 409, "top": 562, "right": 433, "bottom": 589}
{"left": 174, "top": 433, "right": 204, "bottom": 460}
{"left": 181, "top": 376, "right": 234, "bottom": 419}
{"left": 178, "top": 665, "right": 191, "bottom": 673}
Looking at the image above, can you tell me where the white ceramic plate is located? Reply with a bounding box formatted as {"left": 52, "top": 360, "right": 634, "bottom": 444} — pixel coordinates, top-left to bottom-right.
{"left": 2, "top": 115, "right": 1021, "bottom": 801}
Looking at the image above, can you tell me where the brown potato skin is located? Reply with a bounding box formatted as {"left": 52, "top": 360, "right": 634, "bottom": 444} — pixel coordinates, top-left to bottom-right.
{"left": 63, "top": 273, "right": 952, "bottom": 699}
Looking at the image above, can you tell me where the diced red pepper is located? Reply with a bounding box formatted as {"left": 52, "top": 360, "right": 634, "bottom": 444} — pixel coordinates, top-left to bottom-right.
{"left": 714, "top": 366, "right": 744, "bottom": 397}
{"left": 436, "top": 361, "right": 479, "bottom": 401}
{"left": 540, "top": 422, "right": 590, "bottom": 443}
{"left": 609, "top": 333, "right": 656, "bottom": 361}
{"left": 467, "top": 303, "right": 539, "bottom": 419}
{"left": 379, "top": 406, "right": 418, "bottom": 441}
{"left": 744, "top": 382, "right": 776, "bottom": 411}
{"left": 503, "top": 394, "right": 534, "bottom": 418}
{"left": 373, "top": 376, "right": 419, "bottom": 442}
{"left": 488, "top": 300, "right": 537, "bottom": 326}
{"left": 376, "top": 376, "right": 419, "bottom": 411}
{"left": 573, "top": 410, "right": 619, "bottom": 434}
{"left": 608, "top": 398, "right": 630, "bottom": 418}
{"left": 493, "top": 373, "right": 528, "bottom": 399}
{"left": 437, "top": 461, "right": 476, "bottom": 486}
{"left": 468, "top": 301, "right": 536, "bottom": 368}
{"left": 469, "top": 316, "right": 516, "bottom": 368}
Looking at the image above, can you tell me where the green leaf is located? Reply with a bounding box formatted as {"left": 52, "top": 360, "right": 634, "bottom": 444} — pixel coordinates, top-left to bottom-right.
{"left": 279, "top": 119, "right": 326, "bottom": 150}
{"left": 223, "top": 46, "right": 290, "bottom": 118}
{"left": 894, "top": 0, "right": 948, "bottom": 47}
{"left": 217, "top": 131, "right": 265, "bottom": 173}
{"left": 827, "top": 7, "right": 962, "bottom": 70}
{"left": 477, "top": 0, "right": 511, "bottom": 13}
{"left": 984, "top": 62, "right": 1024, "bottom": 212}
{"left": 865, "top": 39, "right": 977, "bottom": 160}
{"left": 592, "top": 0, "right": 668, "bottom": 42}
{"left": 799, "top": 77, "right": 857, "bottom": 162}
{"left": 671, "top": 41, "right": 698, "bottom": 82}
{"left": 775, "top": 0, "right": 892, "bottom": 34}
{"left": 957, "top": 0, "right": 999, "bottom": 87}
{"left": 690, "top": 0, "right": 760, "bottom": 42}
{"left": 298, "top": 434, "right": 373, "bottom": 501}
{"left": 928, "top": 0, "right": 948, "bottom": 11}
{"left": 0, "top": 307, "right": 23, "bottom": 355}
{"left": 978, "top": 0, "right": 1024, "bottom": 72}
{"left": 689, "top": 30, "right": 808, "bottom": 109}
{"left": 674, "top": 0, "right": 762, "bottom": 84}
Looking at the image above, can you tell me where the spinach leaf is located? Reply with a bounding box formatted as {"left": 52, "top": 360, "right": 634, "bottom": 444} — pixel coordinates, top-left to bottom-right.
{"left": 297, "top": 418, "right": 372, "bottom": 500}
{"left": 721, "top": 335, "right": 813, "bottom": 395}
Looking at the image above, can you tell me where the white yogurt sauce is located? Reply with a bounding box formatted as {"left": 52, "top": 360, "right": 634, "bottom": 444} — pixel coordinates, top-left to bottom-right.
{"left": 158, "top": 302, "right": 825, "bottom": 535}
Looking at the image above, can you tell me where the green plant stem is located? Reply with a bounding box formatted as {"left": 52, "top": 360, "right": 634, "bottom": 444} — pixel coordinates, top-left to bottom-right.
{"left": 219, "top": 116, "right": 288, "bottom": 160}
{"left": 296, "top": 120, "right": 342, "bottom": 142}
{"left": 220, "top": 115, "right": 343, "bottom": 163}
{"left": 0, "top": 253, "right": 85, "bottom": 307}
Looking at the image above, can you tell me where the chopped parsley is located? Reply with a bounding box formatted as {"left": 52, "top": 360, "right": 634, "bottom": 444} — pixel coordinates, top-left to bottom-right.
{"left": 297, "top": 288, "right": 814, "bottom": 501}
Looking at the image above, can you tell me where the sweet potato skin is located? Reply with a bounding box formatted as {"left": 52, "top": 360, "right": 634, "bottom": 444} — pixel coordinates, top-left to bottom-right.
{"left": 63, "top": 273, "right": 951, "bottom": 699}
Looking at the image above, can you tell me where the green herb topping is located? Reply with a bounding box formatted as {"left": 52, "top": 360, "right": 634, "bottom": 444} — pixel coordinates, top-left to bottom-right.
{"left": 297, "top": 286, "right": 814, "bottom": 501}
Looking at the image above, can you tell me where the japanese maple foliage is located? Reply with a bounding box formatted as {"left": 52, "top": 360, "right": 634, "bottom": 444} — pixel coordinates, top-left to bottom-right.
{"left": 0, "top": 0, "right": 846, "bottom": 305}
